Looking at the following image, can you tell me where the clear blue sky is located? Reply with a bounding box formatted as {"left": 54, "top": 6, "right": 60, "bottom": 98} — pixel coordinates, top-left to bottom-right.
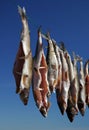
{"left": 0, "top": 0, "right": 89, "bottom": 129}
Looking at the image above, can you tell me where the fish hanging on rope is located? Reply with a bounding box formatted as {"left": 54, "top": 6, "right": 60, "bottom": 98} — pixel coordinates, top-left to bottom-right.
{"left": 85, "top": 60, "right": 89, "bottom": 107}
{"left": 13, "top": 6, "right": 33, "bottom": 105}
{"left": 52, "top": 41, "right": 62, "bottom": 93}
{"left": 72, "top": 52, "right": 80, "bottom": 113}
{"left": 46, "top": 33, "right": 58, "bottom": 94}
{"left": 57, "top": 43, "right": 70, "bottom": 115}
{"left": 78, "top": 57, "right": 86, "bottom": 116}
{"left": 64, "top": 50, "right": 77, "bottom": 122}
{"left": 32, "top": 28, "right": 50, "bottom": 117}
{"left": 52, "top": 41, "right": 63, "bottom": 114}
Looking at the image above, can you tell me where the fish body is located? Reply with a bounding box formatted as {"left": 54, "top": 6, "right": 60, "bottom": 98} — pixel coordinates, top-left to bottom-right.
{"left": 32, "top": 29, "right": 50, "bottom": 117}
{"left": 53, "top": 42, "right": 62, "bottom": 92}
{"left": 13, "top": 6, "right": 32, "bottom": 105}
{"left": 64, "top": 51, "right": 77, "bottom": 122}
{"left": 52, "top": 42, "right": 63, "bottom": 114}
{"left": 57, "top": 46, "right": 70, "bottom": 115}
{"left": 72, "top": 53, "right": 80, "bottom": 112}
{"left": 46, "top": 35, "right": 58, "bottom": 93}
{"left": 78, "top": 59, "right": 86, "bottom": 116}
{"left": 85, "top": 60, "right": 89, "bottom": 107}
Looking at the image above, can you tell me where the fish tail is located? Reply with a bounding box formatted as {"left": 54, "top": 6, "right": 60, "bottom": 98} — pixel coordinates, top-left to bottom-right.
{"left": 59, "top": 41, "right": 66, "bottom": 52}
{"left": 18, "top": 6, "right": 27, "bottom": 20}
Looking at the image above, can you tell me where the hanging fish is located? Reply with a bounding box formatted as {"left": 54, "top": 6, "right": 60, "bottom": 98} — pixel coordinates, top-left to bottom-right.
{"left": 32, "top": 28, "right": 50, "bottom": 117}
{"left": 52, "top": 41, "right": 63, "bottom": 114}
{"left": 65, "top": 51, "right": 78, "bottom": 122}
{"left": 13, "top": 6, "right": 33, "bottom": 105}
{"left": 78, "top": 58, "right": 86, "bottom": 116}
{"left": 57, "top": 43, "right": 70, "bottom": 115}
{"left": 52, "top": 41, "right": 62, "bottom": 93}
{"left": 84, "top": 60, "right": 89, "bottom": 107}
{"left": 46, "top": 33, "right": 58, "bottom": 93}
{"left": 72, "top": 52, "right": 80, "bottom": 112}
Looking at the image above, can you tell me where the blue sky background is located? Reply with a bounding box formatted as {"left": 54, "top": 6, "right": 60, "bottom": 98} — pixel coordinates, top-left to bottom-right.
{"left": 0, "top": 0, "right": 89, "bottom": 129}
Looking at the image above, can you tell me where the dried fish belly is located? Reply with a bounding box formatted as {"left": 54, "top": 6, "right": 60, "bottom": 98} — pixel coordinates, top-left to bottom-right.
{"left": 32, "top": 29, "right": 50, "bottom": 117}
{"left": 13, "top": 6, "right": 32, "bottom": 105}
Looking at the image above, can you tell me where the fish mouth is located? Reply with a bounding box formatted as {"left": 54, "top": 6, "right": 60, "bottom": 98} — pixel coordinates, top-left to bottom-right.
{"left": 66, "top": 107, "right": 76, "bottom": 122}
{"left": 66, "top": 106, "right": 78, "bottom": 122}
{"left": 78, "top": 102, "right": 85, "bottom": 116}
{"left": 80, "top": 108, "right": 85, "bottom": 116}
{"left": 71, "top": 107, "right": 78, "bottom": 115}
{"left": 20, "top": 88, "right": 29, "bottom": 105}
{"left": 66, "top": 111, "right": 75, "bottom": 122}
{"left": 39, "top": 106, "right": 47, "bottom": 117}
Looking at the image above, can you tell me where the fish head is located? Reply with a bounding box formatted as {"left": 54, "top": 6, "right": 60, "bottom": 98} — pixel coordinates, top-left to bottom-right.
{"left": 56, "top": 95, "right": 67, "bottom": 115}
{"left": 60, "top": 102, "right": 67, "bottom": 115}
{"left": 80, "top": 108, "right": 85, "bottom": 116}
{"left": 20, "top": 88, "right": 29, "bottom": 105}
{"left": 33, "top": 88, "right": 48, "bottom": 118}
{"left": 66, "top": 104, "right": 76, "bottom": 122}
{"left": 40, "top": 106, "right": 48, "bottom": 117}
{"left": 66, "top": 108, "right": 75, "bottom": 122}
{"left": 78, "top": 102, "right": 85, "bottom": 116}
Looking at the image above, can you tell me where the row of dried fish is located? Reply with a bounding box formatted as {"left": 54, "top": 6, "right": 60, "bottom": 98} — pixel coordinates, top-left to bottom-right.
{"left": 13, "top": 6, "right": 89, "bottom": 122}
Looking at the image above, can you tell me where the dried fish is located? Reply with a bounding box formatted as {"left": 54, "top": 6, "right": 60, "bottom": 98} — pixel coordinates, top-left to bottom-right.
{"left": 78, "top": 58, "right": 86, "bottom": 116}
{"left": 57, "top": 43, "right": 70, "bottom": 115}
{"left": 46, "top": 34, "right": 58, "bottom": 93}
{"left": 13, "top": 6, "right": 32, "bottom": 105}
{"left": 52, "top": 41, "right": 63, "bottom": 114}
{"left": 64, "top": 51, "right": 77, "bottom": 122}
{"left": 72, "top": 52, "right": 80, "bottom": 112}
{"left": 85, "top": 60, "right": 89, "bottom": 107}
{"left": 53, "top": 41, "right": 62, "bottom": 92}
{"left": 32, "top": 29, "right": 50, "bottom": 117}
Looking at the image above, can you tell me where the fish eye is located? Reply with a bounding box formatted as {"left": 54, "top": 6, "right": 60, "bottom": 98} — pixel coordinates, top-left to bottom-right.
{"left": 25, "top": 74, "right": 28, "bottom": 78}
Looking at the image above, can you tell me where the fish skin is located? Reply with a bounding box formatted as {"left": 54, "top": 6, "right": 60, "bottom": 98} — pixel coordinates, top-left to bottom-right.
{"left": 13, "top": 6, "right": 32, "bottom": 105}
{"left": 32, "top": 29, "right": 50, "bottom": 117}
{"left": 78, "top": 59, "right": 86, "bottom": 116}
{"left": 84, "top": 60, "right": 89, "bottom": 107}
{"left": 64, "top": 51, "right": 78, "bottom": 121}
{"left": 46, "top": 34, "right": 58, "bottom": 94}
{"left": 52, "top": 42, "right": 65, "bottom": 115}
{"left": 72, "top": 53, "right": 80, "bottom": 112}
{"left": 52, "top": 41, "right": 62, "bottom": 92}
{"left": 66, "top": 98, "right": 77, "bottom": 122}
{"left": 56, "top": 44, "right": 70, "bottom": 115}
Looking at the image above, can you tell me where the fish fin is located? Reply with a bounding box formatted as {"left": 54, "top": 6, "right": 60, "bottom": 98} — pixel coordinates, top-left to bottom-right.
{"left": 59, "top": 41, "right": 66, "bottom": 52}
{"left": 72, "top": 52, "right": 82, "bottom": 61}
{"left": 39, "top": 66, "right": 46, "bottom": 69}
{"left": 19, "top": 51, "right": 31, "bottom": 60}
{"left": 38, "top": 87, "right": 43, "bottom": 91}
{"left": 18, "top": 6, "right": 27, "bottom": 20}
{"left": 79, "top": 79, "right": 84, "bottom": 88}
